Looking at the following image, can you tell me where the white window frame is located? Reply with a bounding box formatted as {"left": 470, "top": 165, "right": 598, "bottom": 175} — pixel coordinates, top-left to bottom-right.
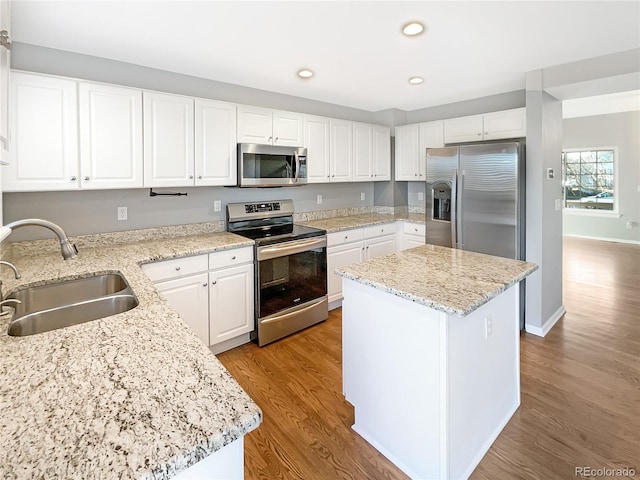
{"left": 562, "top": 146, "right": 620, "bottom": 218}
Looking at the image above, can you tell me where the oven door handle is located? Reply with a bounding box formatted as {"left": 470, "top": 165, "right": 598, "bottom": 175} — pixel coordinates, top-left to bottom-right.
{"left": 260, "top": 297, "right": 327, "bottom": 325}
{"left": 294, "top": 151, "right": 300, "bottom": 182}
{"left": 257, "top": 236, "right": 327, "bottom": 261}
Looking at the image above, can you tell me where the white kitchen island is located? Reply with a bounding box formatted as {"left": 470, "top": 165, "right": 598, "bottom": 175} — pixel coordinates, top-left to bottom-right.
{"left": 336, "top": 244, "right": 538, "bottom": 480}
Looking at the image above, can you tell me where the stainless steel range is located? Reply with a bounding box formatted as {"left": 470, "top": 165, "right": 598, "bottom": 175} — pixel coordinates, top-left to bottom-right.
{"left": 227, "top": 199, "right": 328, "bottom": 346}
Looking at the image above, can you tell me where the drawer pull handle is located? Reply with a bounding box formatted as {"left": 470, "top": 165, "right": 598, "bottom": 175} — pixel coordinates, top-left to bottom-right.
{"left": 175, "top": 266, "right": 181, "bottom": 271}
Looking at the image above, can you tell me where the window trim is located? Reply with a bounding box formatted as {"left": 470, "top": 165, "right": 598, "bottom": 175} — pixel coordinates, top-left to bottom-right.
{"left": 561, "top": 146, "right": 619, "bottom": 215}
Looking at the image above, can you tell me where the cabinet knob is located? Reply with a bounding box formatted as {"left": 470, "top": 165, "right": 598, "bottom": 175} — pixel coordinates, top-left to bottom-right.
{"left": 70, "top": 176, "right": 77, "bottom": 182}
{"left": 211, "top": 280, "right": 217, "bottom": 285}
{"left": 414, "top": 173, "right": 418, "bottom": 177}
{"left": 344, "top": 235, "right": 348, "bottom": 239}
{"left": 484, "top": 131, "right": 488, "bottom": 135}
{"left": 268, "top": 136, "right": 273, "bottom": 142}
{"left": 175, "top": 266, "right": 181, "bottom": 271}
{"left": 275, "top": 137, "right": 279, "bottom": 142}
{"left": 231, "top": 256, "right": 236, "bottom": 260}
{"left": 84, "top": 176, "right": 90, "bottom": 181}
{"left": 332, "top": 174, "right": 335, "bottom": 177}
{"left": 477, "top": 132, "right": 481, "bottom": 136}
{"left": 198, "top": 175, "right": 202, "bottom": 179}
{"left": 414, "top": 228, "right": 418, "bottom": 232}
{"left": 202, "top": 283, "right": 208, "bottom": 287}
{"left": 189, "top": 175, "right": 194, "bottom": 179}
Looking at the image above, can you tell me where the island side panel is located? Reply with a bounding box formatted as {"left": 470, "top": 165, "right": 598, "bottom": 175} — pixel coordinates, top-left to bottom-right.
{"left": 342, "top": 278, "right": 446, "bottom": 480}
{"left": 447, "top": 285, "right": 520, "bottom": 479}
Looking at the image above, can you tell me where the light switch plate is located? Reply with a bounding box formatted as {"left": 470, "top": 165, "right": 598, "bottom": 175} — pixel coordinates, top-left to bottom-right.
{"left": 360, "top": 192, "right": 365, "bottom": 201}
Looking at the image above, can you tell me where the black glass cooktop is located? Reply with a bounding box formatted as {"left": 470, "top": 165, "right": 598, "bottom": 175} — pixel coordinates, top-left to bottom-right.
{"left": 234, "top": 224, "right": 326, "bottom": 246}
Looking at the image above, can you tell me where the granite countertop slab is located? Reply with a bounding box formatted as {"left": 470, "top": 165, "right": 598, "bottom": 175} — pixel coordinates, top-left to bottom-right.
{"left": 0, "top": 231, "right": 260, "bottom": 480}
{"left": 300, "top": 212, "right": 425, "bottom": 233}
{"left": 336, "top": 243, "right": 538, "bottom": 317}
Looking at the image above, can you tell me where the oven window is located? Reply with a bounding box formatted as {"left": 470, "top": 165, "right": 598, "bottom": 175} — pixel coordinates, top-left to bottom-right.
{"left": 243, "top": 154, "right": 294, "bottom": 179}
{"left": 259, "top": 247, "right": 327, "bottom": 318}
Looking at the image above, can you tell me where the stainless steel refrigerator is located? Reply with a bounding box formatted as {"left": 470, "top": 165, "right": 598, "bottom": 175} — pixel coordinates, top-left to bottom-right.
{"left": 426, "top": 142, "right": 526, "bottom": 328}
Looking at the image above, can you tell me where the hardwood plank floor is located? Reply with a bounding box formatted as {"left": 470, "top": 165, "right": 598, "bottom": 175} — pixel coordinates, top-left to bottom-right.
{"left": 217, "top": 237, "right": 640, "bottom": 479}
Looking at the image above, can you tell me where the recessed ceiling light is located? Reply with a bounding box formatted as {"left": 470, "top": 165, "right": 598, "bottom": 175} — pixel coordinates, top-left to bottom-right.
{"left": 402, "top": 21, "right": 424, "bottom": 36}
{"left": 409, "top": 76, "right": 424, "bottom": 85}
{"left": 297, "top": 69, "right": 313, "bottom": 79}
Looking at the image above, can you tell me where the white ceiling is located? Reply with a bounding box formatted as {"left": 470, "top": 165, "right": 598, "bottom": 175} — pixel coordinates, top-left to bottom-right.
{"left": 10, "top": 1, "right": 640, "bottom": 112}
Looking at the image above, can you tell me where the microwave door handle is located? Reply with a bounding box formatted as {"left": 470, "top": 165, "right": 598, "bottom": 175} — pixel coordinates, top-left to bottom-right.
{"left": 294, "top": 151, "right": 300, "bottom": 182}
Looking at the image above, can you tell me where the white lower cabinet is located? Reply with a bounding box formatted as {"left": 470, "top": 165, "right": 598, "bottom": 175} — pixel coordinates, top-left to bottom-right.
{"left": 209, "top": 263, "right": 254, "bottom": 346}
{"left": 142, "top": 247, "right": 254, "bottom": 353}
{"left": 154, "top": 273, "right": 209, "bottom": 345}
{"left": 327, "top": 224, "right": 397, "bottom": 308}
{"left": 398, "top": 222, "right": 426, "bottom": 251}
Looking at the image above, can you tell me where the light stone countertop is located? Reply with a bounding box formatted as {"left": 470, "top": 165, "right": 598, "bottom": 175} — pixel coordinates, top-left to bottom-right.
{"left": 300, "top": 212, "right": 425, "bottom": 233}
{"left": 336, "top": 243, "right": 538, "bottom": 317}
{"left": 0, "top": 232, "right": 261, "bottom": 480}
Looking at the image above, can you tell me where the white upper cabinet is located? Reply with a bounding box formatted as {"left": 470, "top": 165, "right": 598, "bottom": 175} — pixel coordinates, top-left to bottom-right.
{"left": 443, "top": 108, "right": 526, "bottom": 143}
{"left": 372, "top": 125, "right": 391, "bottom": 181}
{"left": 0, "top": 0, "right": 10, "bottom": 163}
{"left": 143, "top": 91, "right": 194, "bottom": 187}
{"left": 482, "top": 108, "right": 526, "bottom": 140}
{"left": 352, "top": 122, "right": 373, "bottom": 182}
{"left": 79, "top": 82, "right": 143, "bottom": 189}
{"left": 353, "top": 123, "right": 391, "bottom": 182}
{"left": 304, "top": 114, "right": 330, "bottom": 183}
{"left": 272, "top": 110, "right": 304, "bottom": 146}
{"left": 330, "top": 118, "right": 353, "bottom": 182}
{"left": 395, "top": 124, "right": 420, "bottom": 181}
{"left": 237, "top": 105, "right": 303, "bottom": 146}
{"left": 3, "top": 72, "right": 79, "bottom": 191}
{"left": 194, "top": 98, "right": 237, "bottom": 186}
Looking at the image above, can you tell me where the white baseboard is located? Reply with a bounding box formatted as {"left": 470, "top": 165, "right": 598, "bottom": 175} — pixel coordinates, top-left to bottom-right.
{"left": 563, "top": 233, "right": 640, "bottom": 245}
{"left": 525, "top": 305, "right": 566, "bottom": 337}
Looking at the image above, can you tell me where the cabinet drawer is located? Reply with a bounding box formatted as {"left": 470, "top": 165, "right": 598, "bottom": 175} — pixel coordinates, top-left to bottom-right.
{"left": 403, "top": 222, "right": 426, "bottom": 237}
{"left": 142, "top": 254, "right": 208, "bottom": 282}
{"left": 363, "top": 222, "right": 397, "bottom": 239}
{"left": 327, "top": 228, "right": 364, "bottom": 247}
{"left": 209, "top": 246, "right": 253, "bottom": 270}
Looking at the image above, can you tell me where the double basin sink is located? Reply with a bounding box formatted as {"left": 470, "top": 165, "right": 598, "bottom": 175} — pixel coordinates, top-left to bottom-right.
{"left": 6, "top": 272, "right": 139, "bottom": 337}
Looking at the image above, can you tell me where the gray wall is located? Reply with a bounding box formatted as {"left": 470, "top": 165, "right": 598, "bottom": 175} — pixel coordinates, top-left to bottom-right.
{"left": 562, "top": 110, "right": 640, "bottom": 243}
{"left": 4, "top": 183, "right": 374, "bottom": 241}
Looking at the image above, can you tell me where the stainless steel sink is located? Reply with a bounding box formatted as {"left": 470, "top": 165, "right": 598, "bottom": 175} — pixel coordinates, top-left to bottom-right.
{"left": 6, "top": 272, "right": 139, "bottom": 337}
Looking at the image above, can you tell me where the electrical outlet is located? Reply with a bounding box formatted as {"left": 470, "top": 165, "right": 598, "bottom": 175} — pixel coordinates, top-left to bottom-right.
{"left": 484, "top": 314, "right": 493, "bottom": 339}
{"left": 418, "top": 192, "right": 424, "bottom": 201}
{"left": 317, "top": 194, "right": 323, "bottom": 205}
{"left": 214, "top": 200, "right": 221, "bottom": 212}
{"left": 546, "top": 168, "right": 555, "bottom": 179}
{"left": 117, "top": 206, "right": 128, "bottom": 221}
{"left": 360, "top": 192, "right": 365, "bottom": 201}
{"left": 627, "top": 221, "right": 638, "bottom": 230}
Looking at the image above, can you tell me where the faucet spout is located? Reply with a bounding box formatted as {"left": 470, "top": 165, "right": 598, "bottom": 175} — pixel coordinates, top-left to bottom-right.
{"left": 3, "top": 219, "right": 78, "bottom": 260}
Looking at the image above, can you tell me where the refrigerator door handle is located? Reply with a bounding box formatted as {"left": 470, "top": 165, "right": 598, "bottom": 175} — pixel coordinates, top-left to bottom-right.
{"left": 458, "top": 169, "right": 464, "bottom": 248}
{"left": 451, "top": 169, "right": 458, "bottom": 247}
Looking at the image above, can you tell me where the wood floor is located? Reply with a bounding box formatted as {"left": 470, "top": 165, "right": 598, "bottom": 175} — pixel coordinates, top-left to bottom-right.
{"left": 217, "top": 237, "right": 640, "bottom": 479}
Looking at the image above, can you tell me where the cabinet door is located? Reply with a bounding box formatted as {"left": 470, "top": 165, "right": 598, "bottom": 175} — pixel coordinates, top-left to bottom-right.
{"left": 209, "top": 264, "right": 254, "bottom": 345}
{"left": 143, "top": 92, "right": 194, "bottom": 187}
{"left": 443, "top": 114, "right": 483, "bottom": 144}
{"left": 327, "top": 242, "right": 363, "bottom": 303}
{"left": 0, "top": 0, "right": 9, "bottom": 162}
{"left": 155, "top": 273, "right": 210, "bottom": 346}
{"left": 419, "top": 121, "right": 444, "bottom": 178}
{"left": 79, "top": 82, "right": 143, "bottom": 189}
{"left": 352, "top": 122, "right": 373, "bottom": 182}
{"left": 3, "top": 72, "right": 79, "bottom": 191}
{"left": 394, "top": 124, "right": 419, "bottom": 181}
{"left": 304, "top": 114, "right": 330, "bottom": 183}
{"left": 272, "top": 110, "right": 304, "bottom": 146}
{"left": 237, "top": 105, "right": 272, "bottom": 145}
{"left": 483, "top": 108, "right": 526, "bottom": 140}
{"left": 372, "top": 125, "right": 391, "bottom": 181}
{"left": 195, "top": 99, "right": 237, "bottom": 186}
{"left": 329, "top": 118, "right": 353, "bottom": 182}
{"left": 364, "top": 235, "right": 396, "bottom": 260}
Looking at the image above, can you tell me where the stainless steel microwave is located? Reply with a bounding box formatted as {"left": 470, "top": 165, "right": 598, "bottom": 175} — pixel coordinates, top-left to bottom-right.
{"left": 237, "top": 143, "right": 307, "bottom": 187}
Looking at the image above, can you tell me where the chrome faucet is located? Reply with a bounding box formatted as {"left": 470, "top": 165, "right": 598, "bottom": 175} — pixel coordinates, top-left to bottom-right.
{"left": 3, "top": 219, "right": 78, "bottom": 260}
{"left": 0, "top": 260, "right": 21, "bottom": 307}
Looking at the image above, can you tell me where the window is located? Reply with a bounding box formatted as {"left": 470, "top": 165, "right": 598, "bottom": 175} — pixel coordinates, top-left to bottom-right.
{"left": 562, "top": 148, "right": 616, "bottom": 211}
